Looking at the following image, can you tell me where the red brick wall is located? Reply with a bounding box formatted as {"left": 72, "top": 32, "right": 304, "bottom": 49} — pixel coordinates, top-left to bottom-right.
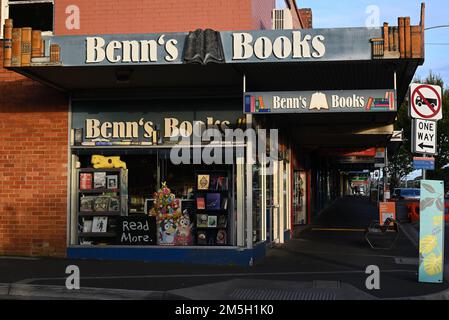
{"left": 298, "top": 8, "right": 313, "bottom": 29}
{"left": 0, "top": 44, "right": 68, "bottom": 257}
{"left": 54, "top": 0, "right": 275, "bottom": 35}
{"left": 251, "top": 0, "right": 276, "bottom": 30}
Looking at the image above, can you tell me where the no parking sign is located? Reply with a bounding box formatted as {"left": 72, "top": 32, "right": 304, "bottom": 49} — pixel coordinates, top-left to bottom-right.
{"left": 409, "top": 83, "right": 442, "bottom": 120}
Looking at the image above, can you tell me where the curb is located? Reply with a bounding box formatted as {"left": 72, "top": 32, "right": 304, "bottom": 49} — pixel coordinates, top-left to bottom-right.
{"left": 0, "top": 283, "right": 184, "bottom": 300}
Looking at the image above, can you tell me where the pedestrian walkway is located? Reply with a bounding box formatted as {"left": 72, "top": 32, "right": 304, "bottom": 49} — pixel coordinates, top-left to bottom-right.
{"left": 0, "top": 197, "right": 447, "bottom": 300}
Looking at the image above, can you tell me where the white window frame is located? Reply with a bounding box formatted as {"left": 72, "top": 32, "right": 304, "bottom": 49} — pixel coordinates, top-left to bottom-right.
{"left": 1, "top": 0, "right": 54, "bottom": 39}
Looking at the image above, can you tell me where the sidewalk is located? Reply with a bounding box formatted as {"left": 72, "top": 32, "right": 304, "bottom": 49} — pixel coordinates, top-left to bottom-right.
{"left": 0, "top": 197, "right": 447, "bottom": 300}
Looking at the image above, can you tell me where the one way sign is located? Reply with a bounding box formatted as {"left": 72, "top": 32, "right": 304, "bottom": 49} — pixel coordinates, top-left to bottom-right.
{"left": 412, "top": 119, "right": 437, "bottom": 155}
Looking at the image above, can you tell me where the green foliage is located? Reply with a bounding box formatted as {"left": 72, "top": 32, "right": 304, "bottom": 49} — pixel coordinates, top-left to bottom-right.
{"left": 388, "top": 71, "right": 449, "bottom": 189}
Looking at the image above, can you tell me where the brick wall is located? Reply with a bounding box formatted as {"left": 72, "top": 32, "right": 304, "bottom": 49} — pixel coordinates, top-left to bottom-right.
{"left": 298, "top": 8, "right": 313, "bottom": 29}
{"left": 0, "top": 44, "right": 68, "bottom": 257}
{"left": 251, "top": 0, "right": 276, "bottom": 30}
{"left": 54, "top": 0, "right": 275, "bottom": 35}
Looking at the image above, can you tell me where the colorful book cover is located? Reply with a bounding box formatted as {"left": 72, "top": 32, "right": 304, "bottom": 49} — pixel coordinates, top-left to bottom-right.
{"left": 258, "top": 96, "right": 264, "bottom": 110}
{"left": 389, "top": 92, "right": 395, "bottom": 110}
{"left": 206, "top": 193, "right": 221, "bottom": 210}
{"left": 197, "top": 174, "right": 210, "bottom": 190}
{"left": 79, "top": 196, "right": 95, "bottom": 212}
{"left": 197, "top": 231, "right": 207, "bottom": 245}
{"left": 216, "top": 230, "right": 227, "bottom": 245}
{"left": 207, "top": 215, "right": 217, "bottom": 228}
{"left": 80, "top": 173, "right": 92, "bottom": 190}
{"left": 245, "top": 95, "right": 251, "bottom": 113}
{"left": 92, "top": 216, "right": 108, "bottom": 233}
{"left": 366, "top": 97, "right": 374, "bottom": 111}
{"left": 196, "top": 197, "right": 206, "bottom": 210}
{"left": 216, "top": 176, "right": 228, "bottom": 190}
{"left": 196, "top": 214, "right": 208, "bottom": 228}
{"left": 93, "top": 172, "right": 107, "bottom": 189}
{"left": 250, "top": 96, "right": 256, "bottom": 113}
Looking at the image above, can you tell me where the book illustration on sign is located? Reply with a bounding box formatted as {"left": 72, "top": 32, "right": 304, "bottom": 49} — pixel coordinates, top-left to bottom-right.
{"left": 92, "top": 216, "right": 108, "bottom": 233}
{"left": 197, "top": 175, "right": 210, "bottom": 190}
{"left": 309, "top": 92, "right": 329, "bottom": 111}
{"left": 80, "top": 196, "right": 95, "bottom": 212}
{"left": 366, "top": 92, "right": 395, "bottom": 111}
{"left": 206, "top": 193, "right": 221, "bottom": 210}
{"left": 197, "top": 214, "right": 208, "bottom": 228}
{"left": 93, "top": 172, "right": 107, "bottom": 189}
{"left": 80, "top": 173, "right": 93, "bottom": 190}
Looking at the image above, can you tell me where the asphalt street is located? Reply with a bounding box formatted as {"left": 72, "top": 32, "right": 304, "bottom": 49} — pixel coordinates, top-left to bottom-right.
{"left": 0, "top": 196, "right": 447, "bottom": 300}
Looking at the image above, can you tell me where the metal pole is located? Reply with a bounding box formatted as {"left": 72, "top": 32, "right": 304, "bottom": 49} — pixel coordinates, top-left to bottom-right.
{"left": 422, "top": 154, "right": 427, "bottom": 180}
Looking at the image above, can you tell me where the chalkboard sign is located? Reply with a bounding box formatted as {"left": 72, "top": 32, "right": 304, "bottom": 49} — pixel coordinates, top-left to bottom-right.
{"left": 117, "top": 215, "right": 157, "bottom": 245}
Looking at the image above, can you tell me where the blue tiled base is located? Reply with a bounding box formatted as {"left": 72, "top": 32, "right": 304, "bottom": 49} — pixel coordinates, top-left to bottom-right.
{"left": 67, "top": 242, "right": 267, "bottom": 267}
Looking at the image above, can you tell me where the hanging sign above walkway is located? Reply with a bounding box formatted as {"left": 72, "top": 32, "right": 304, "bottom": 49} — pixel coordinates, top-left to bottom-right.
{"left": 412, "top": 119, "right": 437, "bottom": 155}
{"left": 244, "top": 90, "right": 396, "bottom": 114}
{"left": 409, "top": 83, "right": 443, "bottom": 120}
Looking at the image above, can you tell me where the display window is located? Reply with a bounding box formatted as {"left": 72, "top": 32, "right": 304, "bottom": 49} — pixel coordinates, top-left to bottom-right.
{"left": 72, "top": 151, "right": 235, "bottom": 247}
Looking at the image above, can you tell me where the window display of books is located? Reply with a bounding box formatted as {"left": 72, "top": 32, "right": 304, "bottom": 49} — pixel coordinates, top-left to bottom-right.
{"left": 77, "top": 168, "right": 127, "bottom": 245}
{"left": 79, "top": 196, "right": 120, "bottom": 213}
{"left": 194, "top": 171, "right": 230, "bottom": 246}
{"left": 197, "top": 174, "right": 228, "bottom": 191}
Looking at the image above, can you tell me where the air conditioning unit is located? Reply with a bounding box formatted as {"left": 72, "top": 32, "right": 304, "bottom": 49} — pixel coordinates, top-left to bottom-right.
{"left": 272, "top": 9, "right": 293, "bottom": 30}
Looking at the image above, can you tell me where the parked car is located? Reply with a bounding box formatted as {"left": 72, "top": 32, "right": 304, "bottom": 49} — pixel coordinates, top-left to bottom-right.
{"left": 392, "top": 188, "right": 420, "bottom": 201}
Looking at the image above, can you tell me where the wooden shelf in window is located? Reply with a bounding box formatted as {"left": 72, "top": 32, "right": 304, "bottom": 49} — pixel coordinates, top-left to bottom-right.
{"left": 79, "top": 189, "right": 119, "bottom": 194}
{"left": 78, "top": 232, "right": 116, "bottom": 238}
{"left": 78, "top": 212, "right": 121, "bottom": 217}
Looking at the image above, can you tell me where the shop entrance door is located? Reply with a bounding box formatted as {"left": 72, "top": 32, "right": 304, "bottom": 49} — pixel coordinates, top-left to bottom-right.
{"left": 266, "top": 160, "right": 280, "bottom": 244}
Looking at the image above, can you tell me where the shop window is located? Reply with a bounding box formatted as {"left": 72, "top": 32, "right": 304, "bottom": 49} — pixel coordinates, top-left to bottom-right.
{"left": 1, "top": 0, "right": 54, "bottom": 38}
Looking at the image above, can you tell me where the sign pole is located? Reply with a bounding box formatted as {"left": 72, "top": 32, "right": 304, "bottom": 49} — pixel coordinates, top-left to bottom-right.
{"left": 422, "top": 153, "right": 426, "bottom": 180}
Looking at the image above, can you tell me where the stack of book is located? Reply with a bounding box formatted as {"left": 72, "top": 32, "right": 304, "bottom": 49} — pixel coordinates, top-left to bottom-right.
{"left": 2, "top": 19, "right": 59, "bottom": 67}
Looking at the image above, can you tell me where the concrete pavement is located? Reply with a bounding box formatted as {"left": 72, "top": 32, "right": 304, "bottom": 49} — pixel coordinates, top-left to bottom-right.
{"left": 0, "top": 196, "right": 447, "bottom": 300}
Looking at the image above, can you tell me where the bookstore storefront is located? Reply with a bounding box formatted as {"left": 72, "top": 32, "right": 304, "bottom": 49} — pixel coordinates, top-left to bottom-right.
{"left": 66, "top": 96, "right": 287, "bottom": 265}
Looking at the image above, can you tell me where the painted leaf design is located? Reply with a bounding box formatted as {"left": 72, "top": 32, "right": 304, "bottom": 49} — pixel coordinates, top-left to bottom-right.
{"left": 419, "top": 235, "right": 438, "bottom": 254}
{"left": 433, "top": 216, "right": 443, "bottom": 226}
{"left": 421, "top": 198, "right": 435, "bottom": 210}
{"left": 435, "top": 198, "right": 444, "bottom": 211}
{"left": 423, "top": 253, "right": 443, "bottom": 276}
{"left": 422, "top": 184, "right": 436, "bottom": 194}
